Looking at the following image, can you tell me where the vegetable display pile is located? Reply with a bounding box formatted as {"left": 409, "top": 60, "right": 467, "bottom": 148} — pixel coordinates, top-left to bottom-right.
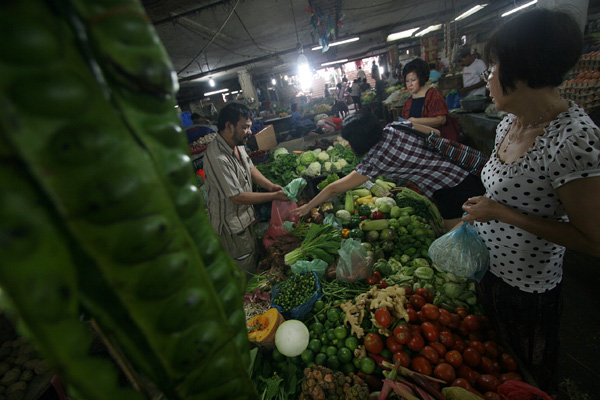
{"left": 0, "top": 1, "right": 256, "bottom": 399}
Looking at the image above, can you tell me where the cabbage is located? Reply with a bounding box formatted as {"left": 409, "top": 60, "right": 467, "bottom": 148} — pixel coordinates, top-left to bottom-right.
{"left": 273, "top": 147, "right": 289, "bottom": 159}
{"left": 375, "top": 197, "right": 397, "bottom": 214}
{"left": 299, "top": 151, "right": 317, "bottom": 166}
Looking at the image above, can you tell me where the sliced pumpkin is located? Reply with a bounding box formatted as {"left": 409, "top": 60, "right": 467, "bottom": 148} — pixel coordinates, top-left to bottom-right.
{"left": 247, "top": 308, "right": 285, "bottom": 346}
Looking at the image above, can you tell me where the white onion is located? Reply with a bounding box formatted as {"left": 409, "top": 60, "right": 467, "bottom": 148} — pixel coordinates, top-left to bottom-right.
{"left": 274, "top": 320, "right": 309, "bottom": 357}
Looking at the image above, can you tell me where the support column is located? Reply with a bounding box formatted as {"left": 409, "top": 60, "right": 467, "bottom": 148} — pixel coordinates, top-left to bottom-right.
{"left": 237, "top": 69, "right": 259, "bottom": 109}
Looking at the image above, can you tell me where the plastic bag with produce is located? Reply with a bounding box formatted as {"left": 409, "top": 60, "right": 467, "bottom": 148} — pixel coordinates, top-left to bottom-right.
{"left": 336, "top": 239, "right": 373, "bottom": 282}
{"left": 428, "top": 222, "right": 489, "bottom": 281}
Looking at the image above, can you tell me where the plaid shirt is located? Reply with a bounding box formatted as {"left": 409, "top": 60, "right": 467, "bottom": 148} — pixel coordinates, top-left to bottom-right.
{"left": 355, "top": 124, "right": 469, "bottom": 197}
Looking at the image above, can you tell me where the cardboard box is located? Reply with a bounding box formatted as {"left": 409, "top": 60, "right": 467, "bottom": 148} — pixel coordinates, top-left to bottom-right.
{"left": 254, "top": 124, "right": 277, "bottom": 150}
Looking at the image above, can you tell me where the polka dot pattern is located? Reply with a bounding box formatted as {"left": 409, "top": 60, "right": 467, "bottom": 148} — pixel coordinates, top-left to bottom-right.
{"left": 475, "top": 102, "right": 600, "bottom": 293}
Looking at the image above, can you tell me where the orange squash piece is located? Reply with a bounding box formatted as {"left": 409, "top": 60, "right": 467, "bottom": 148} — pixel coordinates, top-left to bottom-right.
{"left": 247, "top": 308, "right": 285, "bottom": 346}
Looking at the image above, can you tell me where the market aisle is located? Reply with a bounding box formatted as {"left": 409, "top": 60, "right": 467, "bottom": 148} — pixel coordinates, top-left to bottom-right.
{"left": 557, "top": 250, "right": 600, "bottom": 400}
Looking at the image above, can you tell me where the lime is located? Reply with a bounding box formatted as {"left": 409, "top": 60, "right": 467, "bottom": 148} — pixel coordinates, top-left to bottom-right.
{"left": 319, "top": 333, "right": 328, "bottom": 345}
{"left": 345, "top": 337, "right": 359, "bottom": 352}
{"left": 335, "top": 339, "right": 345, "bottom": 349}
{"left": 308, "top": 339, "right": 322, "bottom": 353}
{"left": 339, "top": 311, "right": 346, "bottom": 324}
{"left": 326, "top": 328, "right": 336, "bottom": 342}
{"left": 327, "top": 355, "right": 340, "bottom": 370}
{"left": 360, "top": 357, "right": 376, "bottom": 375}
{"left": 337, "top": 347, "right": 352, "bottom": 363}
{"left": 311, "top": 322, "right": 324, "bottom": 335}
{"left": 313, "top": 300, "right": 325, "bottom": 312}
{"left": 315, "top": 352, "right": 327, "bottom": 366}
{"left": 316, "top": 312, "right": 326, "bottom": 322}
{"left": 306, "top": 361, "right": 316, "bottom": 368}
{"left": 272, "top": 348, "right": 285, "bottom": 362}
{"left": 326, "top": 307, "right": 340, "bottom": 322}
{"left": 325, "top": 346, "right": 338, "bottom": 357}
{"left": 352, "top": 357, "right": 361, "bottom": 369}
{"left": 341, "top": 362, "right": 356, "bottom": 374}
{"left": 324, "top": 320, "right": 334, "bottom": 330}
{"left": 334, "top": 325, "right": 347, "bottom": 340}
{"left": 301, "top": 349, "right": 314, "bottom": 364}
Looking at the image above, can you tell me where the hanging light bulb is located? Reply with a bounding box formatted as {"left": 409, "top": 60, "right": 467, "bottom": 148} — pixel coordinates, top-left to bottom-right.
{"left": 271, "top": 78, "right": 276, "bottom": 86}
{"left": 209, "top": 78, "right": 215, "bottom": 87}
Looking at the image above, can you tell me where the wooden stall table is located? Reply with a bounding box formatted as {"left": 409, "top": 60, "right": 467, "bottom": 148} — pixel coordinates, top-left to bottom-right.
{"left": 455, "top": 111, "right": 500, "bottom": 156}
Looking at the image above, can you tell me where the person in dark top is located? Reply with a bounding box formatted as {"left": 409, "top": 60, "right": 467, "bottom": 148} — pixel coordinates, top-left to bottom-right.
{"left": 185, "top": 112, "right": 217, "bottom": 143}
{"left": 401, "top": 58, "right": 459, "bottom": 141}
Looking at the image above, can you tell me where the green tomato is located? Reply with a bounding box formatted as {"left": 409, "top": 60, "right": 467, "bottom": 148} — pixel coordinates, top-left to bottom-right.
{"left": 327, "top": 355, "right": 340, "bottom": 370}
{"left": 315, "top": 352, "right": 327, "bottom": 366}
{"left": 337, "top": 347, "right": 352, "bottom": 363}
{"left": 272, "top": 348, "right": 285, "bottom": 362}
{"left": 326, "top": 328, "right": 336, "bottom": 342}
{"left": 352, "top": 357, "right": 361, "bottom": 369}
{"left": 301, "top": 349, "right": 314, "bottom": 364}
{"left": 334, "top": 325, "right": 347, "bottom": 340}
{"left": 308, "top": 339, "right": 322, "bottom": 353}
{"left": 345, "top": 336, "right": 359, "bottom": 352}
{"left": 313, "top": 300, "right": 325, "bottom": 312}
{"left": 311, "top": 322, "right": 324, "bottom": 335}
{"left": 360, "top": 357, "right": 376, "bottom": 375}
{"left": 316, "top": 312, "right": 326, "bottom": 322}
{"left": 326, "top": 346, "right": 338, "bottom": 357}
{"left": 319, "top": 333, "right": 328, "bottom": 344}
{"left": 341, "top": 362, "right": 356, "bottom": 374}
{"left": 326, "top": 307, "right": 340, "bottom": 322}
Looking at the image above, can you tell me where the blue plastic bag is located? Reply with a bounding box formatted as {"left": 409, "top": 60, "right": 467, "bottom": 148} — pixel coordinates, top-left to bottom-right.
{"left": 428, "top": 222, "right": 489, "bottom": 281}
{"left": 445, "top": 90, "right": 462, "bottom": 110}
{"left": 270, "top": 271, "right": 322, "bottom": 321}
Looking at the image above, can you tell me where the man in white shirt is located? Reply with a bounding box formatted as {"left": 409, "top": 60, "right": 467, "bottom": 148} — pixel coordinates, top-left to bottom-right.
{"left": 456, "top": 48, "right": 487, "bottom": 97}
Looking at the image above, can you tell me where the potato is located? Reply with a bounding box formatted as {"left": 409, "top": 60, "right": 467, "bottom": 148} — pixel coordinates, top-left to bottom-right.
{"left": 0, "top": 369, "right": 20, "bottom": 387}
{"left": 6, "top": 391, "right": 23, "bottom": 400}
{"left": 33, "top": 361, "right": 48, "bottom": 375}
{"left": 18, "top": 371, "right": 32, "bottom": 382}
{"left": 21, "top": 360, "right": 38, "bottom": 371}
{"left": 5, "top": 382, "right": 26, "bottom": 396}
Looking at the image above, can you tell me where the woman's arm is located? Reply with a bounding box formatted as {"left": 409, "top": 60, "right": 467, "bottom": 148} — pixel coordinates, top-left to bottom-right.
{"left": 408, "top": 115, "right": 446, "bottom": 128}
{"left": 410, "top": 122, "right": 441, "bottom": 136}
{"left": 462, "top": 177, "right": 600, "bottom": 257}
{"left": 291, "top": 171, "right": 369, "bottom": 217}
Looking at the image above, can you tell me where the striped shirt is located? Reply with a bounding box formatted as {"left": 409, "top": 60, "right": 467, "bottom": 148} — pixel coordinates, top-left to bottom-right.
{"left": 355, "top": 124, "right": 469, "bottom": 197}
{"left": 203, "top": 133, "right": 255, "bottom": 235}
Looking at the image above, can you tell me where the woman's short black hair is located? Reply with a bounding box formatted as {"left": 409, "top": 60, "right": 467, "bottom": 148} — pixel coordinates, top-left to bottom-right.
{"left": 217, "top": 102, "right": 252, "bottom": 131}
{"left": 402, "top": 58, "right": 430, "bottom": 87}
{"left": 483, "top": 8, "right": 583, "bottom": 94}
{"left": 341, "top": 113, "right": 383, "bottom": 156}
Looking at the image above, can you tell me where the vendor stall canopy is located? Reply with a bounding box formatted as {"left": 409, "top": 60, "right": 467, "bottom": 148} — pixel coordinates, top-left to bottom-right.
{"left": 141, "top": 0, "right": 597, "bottom": 103}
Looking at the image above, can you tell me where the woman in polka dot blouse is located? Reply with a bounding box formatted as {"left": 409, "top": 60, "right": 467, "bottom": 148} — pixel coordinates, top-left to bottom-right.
{"left": 461, "top": 9, "right": 600, "bottom": 394}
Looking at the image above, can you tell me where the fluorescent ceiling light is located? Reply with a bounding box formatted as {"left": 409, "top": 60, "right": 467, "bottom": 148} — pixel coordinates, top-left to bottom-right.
{"left": 209, "top": 78, "right": 215, "bottom": 87}
{"left": 271, "top": 78, "right": 276, "bottom": 85}
{"left": 231, "top": 90, "right": 239, "bottom": 94}
{"left": 501, "top": 0, "right": 536, "bottom": 17}
{"left": 454, "top": 4, "right": 488, "bottom": 21}
{"left": 386, "top": 28, "right": 420, "bottom": 42}
{"left": 204, "top": 88, "right": 229, "bottom": 96}
{"left": 321, "top": 59, "right": 348, "bottom": 67}
{"left": 312, "top": 37, "right": 359, "bottom": 51}
{"left": 415, "top": 24, "right": 443, "bottom": 37}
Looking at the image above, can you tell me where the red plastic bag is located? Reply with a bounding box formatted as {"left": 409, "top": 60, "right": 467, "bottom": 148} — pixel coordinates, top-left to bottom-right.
{"left": 262, "top": 200, "right": 298, "bottom": 249}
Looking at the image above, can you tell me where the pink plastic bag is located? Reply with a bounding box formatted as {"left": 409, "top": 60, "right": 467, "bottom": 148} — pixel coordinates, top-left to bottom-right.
{"left": 262, "top": 200, "right": 298, "bottom": 249}
{"left": 497, "top": 380, "right": 554, "bottom": 400}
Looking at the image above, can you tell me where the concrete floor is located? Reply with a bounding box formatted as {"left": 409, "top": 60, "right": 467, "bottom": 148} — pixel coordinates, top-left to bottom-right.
{"left": 557, "top": 250, "right": 600, "bottom": 400}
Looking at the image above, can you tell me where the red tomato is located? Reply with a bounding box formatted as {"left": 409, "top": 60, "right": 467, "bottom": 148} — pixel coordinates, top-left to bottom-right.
{"left": 457, "top": 321, "right": 470, "bottom": 337}
{"left": 374, "top": 308, "right": 392, "bottom": 327}
{"left": 409, "top": 294, "right": 426, "bottom": 310}
{"left": 393, "top": 324, "right": 413, "bottom": 345}
{"left": 403, "top": 286, "right": 413, "bottom": 296}
{"left": 455, "top": 307, "right": 468, "bottom": 320}
{"left": 415, "top": 288, "right": 434, "bottom": 303}
{"left": 445, "top": 350, "right": 463, "bottom": 368}
{"left": 500, "top": 353, "right": 518, "bottom": 372}
{"left": 411, "top": 356, "right": 432, "bottom": 375}
{"left": 448, "top": 313, "right": 461, "bottom": 329}
{"left": 457, "top": 365, "right": 478, "bottom": 384}
{"left": 364, "top": 333, "right": 384, "bottom": 354}
{"left": 468, "top": 331, "right": 485, "bottom": 342}
{"left": 451, "top": 378, "right": 472, "bottom": 390}
{"left": 421, "top": 321, "right": 439, "bottom": 342}
{"left": 393, "top": 351, "right": 411, "bottom": 367}
{"left": 477, "top": 374, "right": 500, "bottom": 393}
{"left": 483, "top": 341, "right": 499, "bottom": 359}
{"left": 438, "top": 309, "right": 452, "bottom": 325}
{"left": 406, "top": 308, "right": 418, "bottom": 323}
{"left": 479, "top": 315, "right": 492, "bottom": 330}
{"left": 469, "top": 341, "right": 485, "bottom": 355}
{"left": 484, "top": 392, "right": 502, "bottom": 400}
{"left": 377, "top": 280, "right": 389, "bottom": 289}
{"left": 439, "top": 331, "right": 454, "bottom": 348}
{"left": 420, "top": 346, "right": 439, "bottom": 365}
{"left": 463, "top": 347, "right": 482, "bottom": 368}
{"left": 463, "top": 315, "right": 481, "bottom": 331}
{"left": 429, "top": 342, "right": 447, "bottom": 358}
{"left": 410, "top": 324, "right": 422, "bottom": 336}
{"left": 417, "top": 310, "right": 427, "bottom": 324}
{"left": 452, "top": 340, "right": 467, "bottom": 353}
{"left": 433, "top": 362, "right": 456, "bottom": 383}
{"left": 421, "top": 303, "right": 440, "bottom": 321}
{"left": 479, "top": 356, "right": 495, "bottom": 374}
{"left": 385, "top": 336, "right": 403, "bottom": 353}
{"left": 366, "top": 275, "right": 379, "bottom": 285}
{"left": 499, "top": 372, "right": 522, "bottom": 383}
{"left": 407, "top": 333, "right": 425, "bottom": 352}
